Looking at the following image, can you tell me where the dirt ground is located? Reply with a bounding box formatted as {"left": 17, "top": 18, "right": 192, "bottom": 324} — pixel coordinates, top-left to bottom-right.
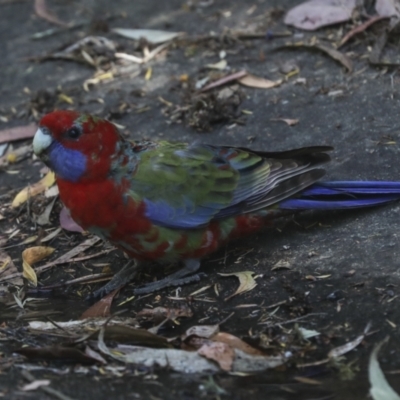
{"left": 2, "top": 0, "right": 400, "bottom": 399}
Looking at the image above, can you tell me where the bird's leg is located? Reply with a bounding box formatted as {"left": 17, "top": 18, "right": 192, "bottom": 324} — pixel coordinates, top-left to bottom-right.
{"left": 133, "top": 258, "right": 203, "bottom": 295}
{"left": 88, "top": 259, "right": 140, "bottom": 300}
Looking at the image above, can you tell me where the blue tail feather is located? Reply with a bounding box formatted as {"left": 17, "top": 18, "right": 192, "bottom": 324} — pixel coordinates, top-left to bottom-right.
{"left": 279, "top": 181, "right": 400, "bottom": 210}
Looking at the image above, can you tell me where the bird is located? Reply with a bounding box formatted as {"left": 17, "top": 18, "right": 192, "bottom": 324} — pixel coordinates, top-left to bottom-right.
{"left": 32, "top": 110, "right": 400, "bottom": 298}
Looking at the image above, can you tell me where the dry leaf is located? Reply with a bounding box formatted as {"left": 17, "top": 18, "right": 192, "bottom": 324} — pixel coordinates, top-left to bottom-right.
{"left": 98, "top": 332, "right": 288, "bottom": 373}
{"left": 294, "top": 377, "right": 322, "bottom": 385}
{"left": 271, "top": 259, "right": 292, "bottom": 270}
{"left": 34, "top": 0, "right": 68, "bottom": 27}
{"left": 137, "top": 306, "right": 193, "bottom": 321}
{"left": 0, "top": 144, "right": 32, "bottom": 168}
{"left": 271, "top": 118, "right": 299, "bottom": 126}
{"left": 297, "top": 326, "right": 321, "bottom": 340}
{"left": 219, "top": 271, "right": 258, "bottom": 300}
{"left": 369, "top": 338, "right": 400, "bottom": 400}
{"left": 328, "top": 323, "right": 370, "bottom": 358}
{"left": 238, "top": 74, "right": 282, "bottom": 89}
{"left": 21, "top": 380, "right": 50, "bottom": 391}
{"left": 200, "top": 70, "right": 247, "bottom": 92}
{"left": 0, "top": 124, "right": 36, "bottom": 145}
{"left": 198, "top": 341, "right": 235, "bottom": 371}
{"left": 0, "top": 250, "right": 22, "bottom": 296}
{"left": 211, "top": 332, "right": 264, "bottom": 355}
{"left": 112, "top": 28, "right": 183, "bottom": 44}
{"left": 183, "top": 325, "right": 220, "bottom": 340}
{"left": 22, "top": 246, "right": 55, "bottom": 286}
{"left": 36, "top": 197, "right": 57, "bottom": 226}
{"left": 35, "top": 237, "right": 101, "bottom": 275}
{"left": 339, "top": 16, "right": 388, "bottom": 48}
{"left": 20, "top": 236, "right": 38, "bottom": 245}
{"left": 17, "top": 345, "right": 101, "bottom": 364}
{"left": 80, "top": 289, "right": 119, "bottom": 319}
{"left": 12, "top": 171, "right": 55, "bottom": 208}
{"left": 206, "top": 60, "right": 228, "bottom": 70}
{"left": 41, "top": 227, "right": 62, "bottom": 243}
{"left": 283, "top": 41, "right": 353, "bottom": 72}
{"left": 284, "top": 0, "right": 356, "bottom": 31}
{"left": 145, "top": 67, "right": 152, "bottom": 80}
{"left": 45, "top": 185, "right": 59, "bottom": 198}
{"left": 22, "top": 260, "right": 37, "bottom": 286}
{"left": 376, "top": 0, "right": 400, "bottom": 18}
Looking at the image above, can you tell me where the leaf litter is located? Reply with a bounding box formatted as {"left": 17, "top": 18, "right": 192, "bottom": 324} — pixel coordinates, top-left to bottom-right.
{"left": 1, "top": 0, "right": 400, "bottom": 390}
{"left": 22, "top": 246, "right": 55, "bottom": 286}
{"left": 218, "top": 271, "right": 258, "bottom": 300}
{"left": 369, "top": 338, "right": 400, "bottom": 400}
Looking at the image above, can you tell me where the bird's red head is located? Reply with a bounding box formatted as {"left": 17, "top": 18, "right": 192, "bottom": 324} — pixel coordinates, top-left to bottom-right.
{"left": 33, "top": 110, "right": 122, "bottom": 183}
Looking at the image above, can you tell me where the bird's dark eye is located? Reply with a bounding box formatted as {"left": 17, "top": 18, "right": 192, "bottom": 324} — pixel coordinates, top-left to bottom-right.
{"left": 66, "top": 126, "right": 82, "bottom": 139}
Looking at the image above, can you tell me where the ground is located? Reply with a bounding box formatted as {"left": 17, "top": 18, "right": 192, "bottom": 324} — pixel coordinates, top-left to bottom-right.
{"left": 1, "top": 0, "right": 400, "bottom": 399}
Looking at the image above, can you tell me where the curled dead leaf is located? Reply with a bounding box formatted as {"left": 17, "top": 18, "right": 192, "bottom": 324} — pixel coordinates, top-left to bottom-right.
{"left": 211, "top": 332, "right": 264, "bottom": 355}
{"left": 284, "top": 0, "right": 356, "bottom": 31}
{"left": 369, "top": 337, "right": 400, "bottom": 400}
{"left": 0, "top": 124, "right": 36, "bottom": 145}
{"left": 270, "top": 118, "right": 299, "bottom": 126}
{"left": 112, "top": 28, "right": 183, "bottom": 44}
{"left": 219, "top": 271, "right": 258, "bottom": 300}
{"left": 22, "top": 246, "right": 55, "bottom": 286}
{"left": 198, "top": 341, "right": 235, "bottom": 371}
{"left": 34, "top": 0, "right": 68, "bottom": 27}
{"left": 238, "top": 74, "right": 282, "bottom": 89}
{"left": 12, "top": 171, "right": 55, "bottom": 208}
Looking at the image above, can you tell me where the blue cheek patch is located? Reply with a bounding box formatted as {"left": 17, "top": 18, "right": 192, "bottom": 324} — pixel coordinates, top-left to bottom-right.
{"left": 49, "top": 141, "right": 87, "bottom": 182}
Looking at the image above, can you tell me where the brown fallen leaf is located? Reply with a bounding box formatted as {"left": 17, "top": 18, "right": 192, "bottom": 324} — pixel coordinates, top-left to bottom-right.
{"left": 22, "top": 246, "right": 55, "bottom": 286}
{"left": 80, "top": 289, "right": 119, "bottom": 319}
{"left": 376, "top": 0, "right": 400, "bottom": 18}
{"left": 280, "top": 41, "right": 353, "bottom": 72}
{"left": 200, "top": 70, "right": 247, "bottom": 92}
{"left": 198, "top": 341, "right": 235, "bottom": 371}
{"left": 210, "top": 332, "right": 264, "bottom": 355}
{"left": 238, "top": 74, "right": 282, "bottom": 89}
{"left": 0, "top": 124, "right": 36, "bottom": 145}
{"left": 369, "top": 337, "right": 400, "bottom": 400}
{"left": 219, "top": 271, "right": 258, "bottom": 300}
{"left": 284, "top": 0, "right": 356, "bottom": 31}
{"left": 35, "top": 236, "right": 101, "bottom": 275}
{"left": 339, "top": 16, "right": 389, "bottom": 48}
{"left": 270, "top": 118, "right": 299, "bottom": 126}
{"left": 205, "top": 60, "right": 228, "bottom": 70}
{"left": 16, "top": 345, "right": 101, "bottom": 364}
{"left": 36, "top": 197, "right": 57, "bottom": 226}
{"left": 328, "top": 323, "right": 371, "bottom": 358}
{"left": 294, "top": 376, "right": 323, "bottom": 385}
{"left": 12, "top": 171, "right": 55, "bottom": 208}
{"left": 0, "top": 144, "right": 32, "bottom": 168}
{"left": 98, "top": 334, "right": 288, "bottom": 373}
{"left": 0, "top": 249, "right": 22, "bottom": 298}
{"left": 137, "top": 305, "right": 193, "bottom": 322}
{"left": 21, "top": 380, "right": 50, "bottom": 392}
{"left": 182, "top": 324, "right": 220, "bottom": 341}
{"left": 97, "top": 325, "right": 172, "bottom": 348}
{"left": 34, "top": 0, "right": 68, "bottom": 27}
{"left": 112, "top": 28, "right": 183, "bottom": 44}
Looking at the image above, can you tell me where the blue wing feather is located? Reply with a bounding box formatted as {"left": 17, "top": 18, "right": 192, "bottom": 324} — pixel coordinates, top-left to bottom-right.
{"left": 279, "top": 181, "right": 400, "bottom": 210}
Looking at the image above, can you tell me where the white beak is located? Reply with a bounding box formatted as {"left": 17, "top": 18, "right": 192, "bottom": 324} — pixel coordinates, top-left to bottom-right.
{"left": 33, "top": 128, "right": 53, "bottom": 155}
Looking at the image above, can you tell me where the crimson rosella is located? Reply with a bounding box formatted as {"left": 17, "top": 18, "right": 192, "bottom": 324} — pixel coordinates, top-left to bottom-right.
{"left": 32, "top": 110, "right": 400, "bottom": 297}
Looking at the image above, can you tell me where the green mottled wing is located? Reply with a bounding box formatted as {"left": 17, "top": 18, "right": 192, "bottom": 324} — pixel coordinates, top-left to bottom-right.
{"left": 129, "top": 142, "right": 331, "bottom": 228}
